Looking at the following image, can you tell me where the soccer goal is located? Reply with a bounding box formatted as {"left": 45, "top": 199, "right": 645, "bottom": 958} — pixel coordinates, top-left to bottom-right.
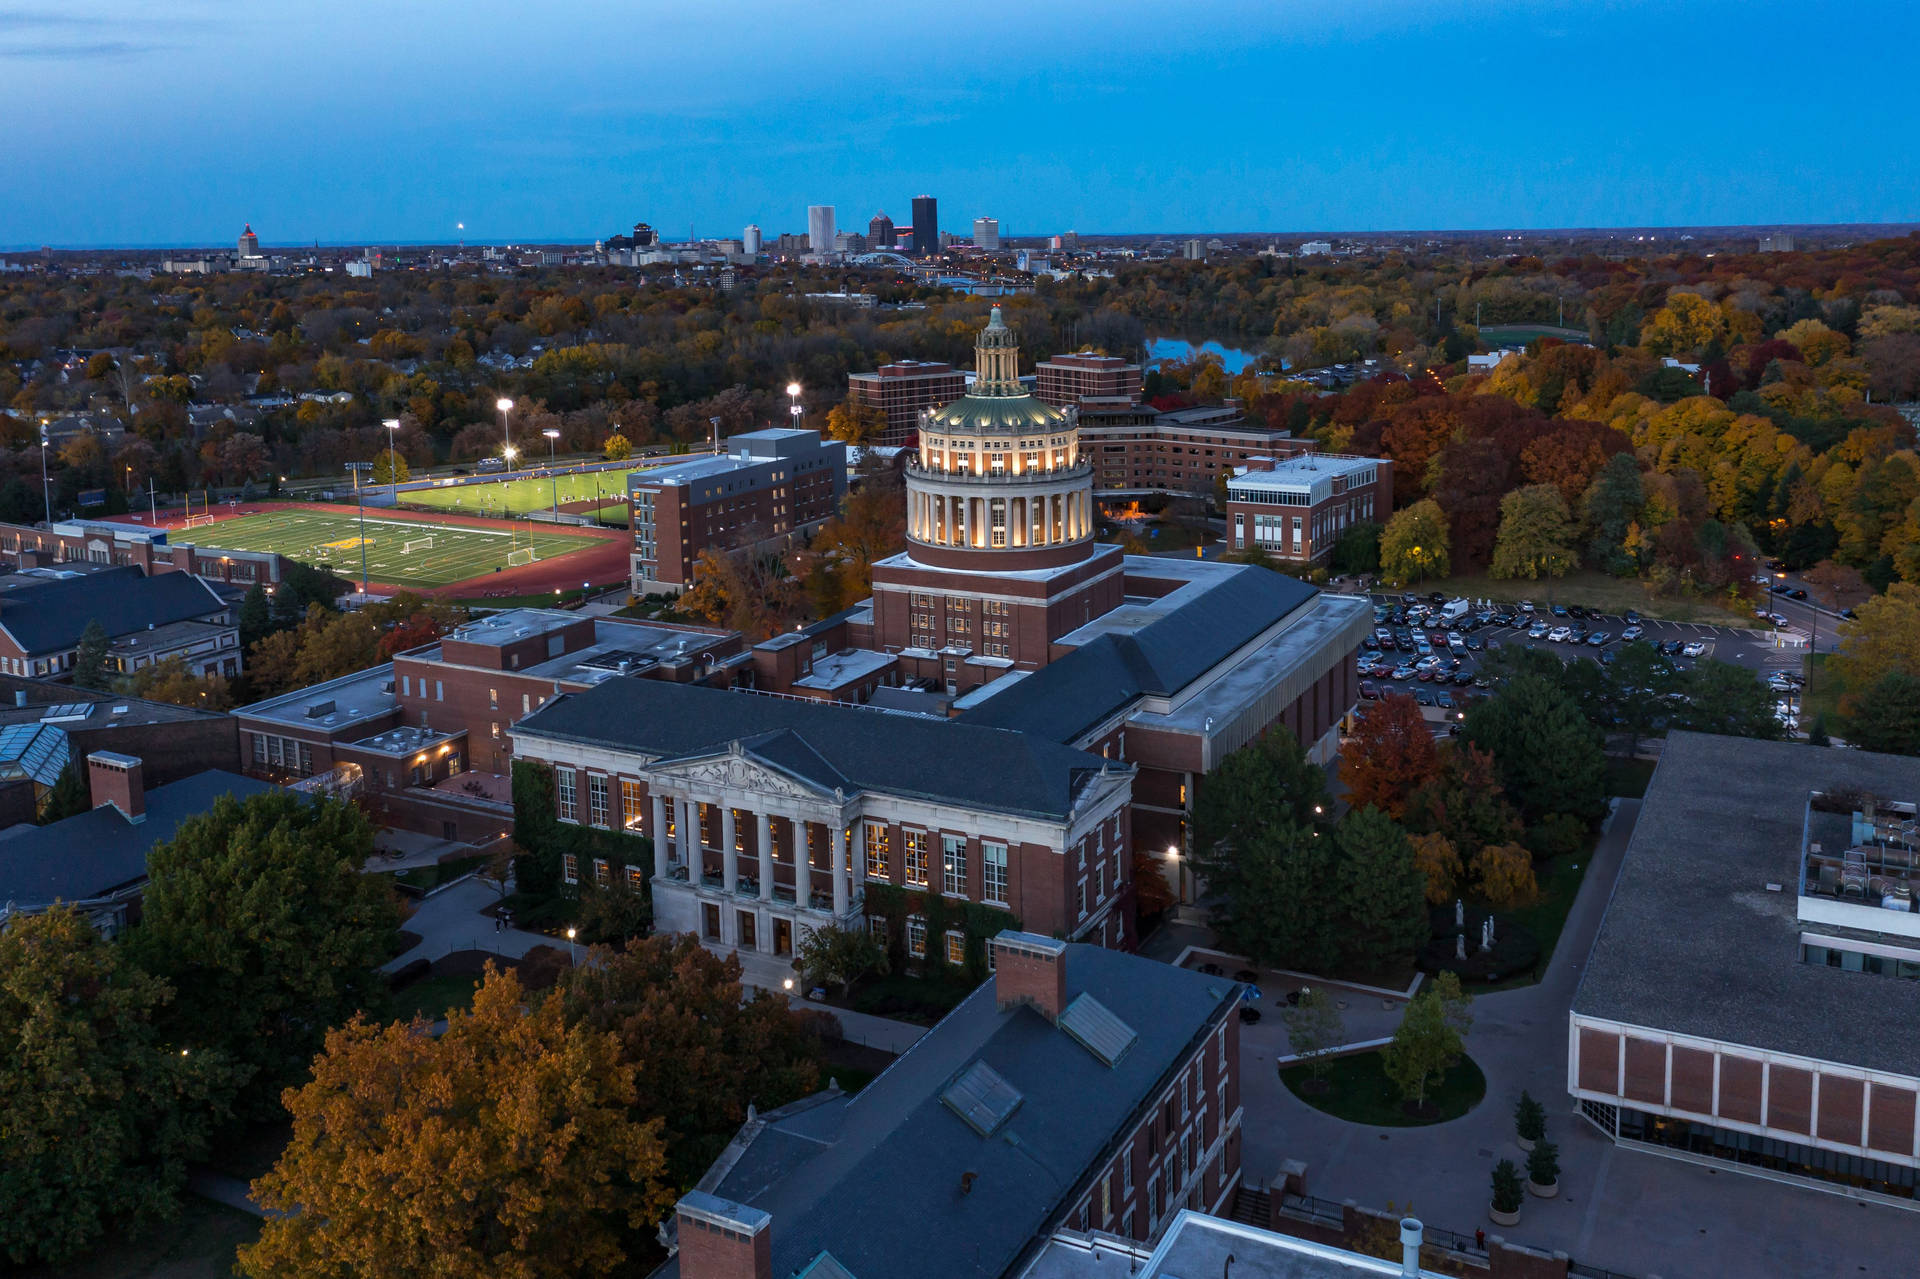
{"left": 183, "top": 514, "right": 218, "bottom": 529}
{"left": 402, "top": 534, "right": 436, "bottom": 554}
{"left": 506, "top": 547, "right": 537, "bottom": 567}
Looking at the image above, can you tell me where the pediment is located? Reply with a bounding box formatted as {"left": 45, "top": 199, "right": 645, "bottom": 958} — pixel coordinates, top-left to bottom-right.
{"left": 653, "top": 750, "right": 833, "bottom": 803}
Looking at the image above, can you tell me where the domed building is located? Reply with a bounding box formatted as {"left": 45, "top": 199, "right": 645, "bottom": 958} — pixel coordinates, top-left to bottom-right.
{"left": 871, "top": 308, "right": 1124, "bottom": 692}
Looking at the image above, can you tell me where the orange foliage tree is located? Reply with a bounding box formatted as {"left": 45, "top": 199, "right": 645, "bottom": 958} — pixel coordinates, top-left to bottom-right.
{"left": 1409, "top": 832, "right": 1463, "bottom": 906}
{"left": 1338, "top": 693, "right": 1440, "bottom": 819}
{"left": 1471, "top": 843, "right": 1539, "bottom": 909}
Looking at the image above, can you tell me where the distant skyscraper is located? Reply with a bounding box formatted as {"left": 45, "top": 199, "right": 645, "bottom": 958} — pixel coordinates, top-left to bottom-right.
{"left": 633, "top": 222, "right": 658, "bottom": 247}
{"left": 808, "top": 205, "right": 836, "bottom": 256}
{"left": 238, "top": 223, "right": 260, "bottom": 258}
{"left": 868, "top": 211, "right": 895, "bottom": 250}
{"left": 911, "top": 194, "right": 938, "bottom": 256}
{"left": 743, "top": 224, "right": 762, "bottom": 255}
{"left": 972, "top": 217, "right": 1000, "bottom": 250}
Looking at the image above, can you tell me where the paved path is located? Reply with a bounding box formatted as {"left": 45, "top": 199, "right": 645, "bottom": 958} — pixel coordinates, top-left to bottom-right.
{"left": 1238, "top": 798, "right": 1916, "bottom": 1276}
{"left": 725, "top": 942, "right": 926, "bottom": 1054}
{"left": 382, "top": 878, "right": 558, "bottom": 972}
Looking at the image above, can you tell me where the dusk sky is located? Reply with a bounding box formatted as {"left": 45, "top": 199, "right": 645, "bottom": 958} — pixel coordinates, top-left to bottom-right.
{"left": 5, "top": 0, "right": 1916, "bottom": 248}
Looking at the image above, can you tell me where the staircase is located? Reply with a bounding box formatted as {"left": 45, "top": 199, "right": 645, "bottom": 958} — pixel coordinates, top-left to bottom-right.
{"left": 1230, "top": 1183, "right": 1271, "bottom": 1229}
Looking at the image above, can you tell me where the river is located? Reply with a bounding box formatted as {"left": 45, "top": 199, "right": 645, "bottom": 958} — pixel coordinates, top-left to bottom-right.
{"left": 1143, "top": 337, "right": 1263, "bottom": 374}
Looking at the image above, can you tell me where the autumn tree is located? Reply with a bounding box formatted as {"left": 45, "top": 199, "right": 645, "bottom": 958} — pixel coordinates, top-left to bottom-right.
{"left": 121, "top": 656, "right": 236, "bottom": 711}
{"left": 1832, "top": 583, "right": 1920, "bottom": 716}
{"left": 0, "top": 908, "right": 236, "bottom": 1267}
{"left": 1410, "top": 832, "right": 1463, "bottom": 905}
{"left": 602, "top": 430, "right": 633, "bottom": 460}
{"left": 1379, "top": 499, "right": 1451, "bottom": 584}
{"left": 1339, "top": 693, "right": 1439, "bottom": 818}
{"left": 241, "top": 967, "right": 670, "bottom": 1279}
{"left": 558, "top": 934, "right": 823, "bottom": 1190}
{"left": 1132, "top": 851, "right": 1179, "bottom": 922}
{"left": 370, "top": 451, "right": 410, "bottom": 485}
{"left": 1470, "top": 842, "right": 1539, "bottom": 908}
{"left": 679, "top": 548, "right": 803, "bottom": 640}
{"left": 1404, "top": 741, "right": 1524, "bottom": 854}
{"left": 1490, "top": 484, "right": 1577, "bottom": 580}
{"left": 1640, "top": 292, "right": 1724, "bottom": 356}
{"left": 824, "top": 396, "right": 887, "bottom": 444}
{"left": 128, "top": 791, "right": 401, "bottom": 1119}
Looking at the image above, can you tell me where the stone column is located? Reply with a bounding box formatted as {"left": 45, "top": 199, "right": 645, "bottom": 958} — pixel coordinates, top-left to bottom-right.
{"left": 676, "top": 796, "right": 694, "bottom": 865}
{"left": 651, "top": 792, "right": 668, "bottom": 879}
{"left": 721, "top": 805, "right": 738, "bottom": 895}
{"left": 757, "top": 811, "right": 773, "bottom": 902}
{"left": 793, "top": 816, "right": 811, "bottom": 910}
{"left": 831, "top": 821, "right": 849, "bottom": 918}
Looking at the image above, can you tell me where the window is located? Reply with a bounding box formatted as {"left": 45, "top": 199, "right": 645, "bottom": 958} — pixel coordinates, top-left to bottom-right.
{"left": 945, "top": 929, "right": 965, "bottom": 966}
{"left": 1099, "top": 1176, "right": 1112, "bottom": 1223}
{"left": 593, "top": 857, "right": 610, "bottom": 887}
{"left": 587, "top": 774, "right": 609, "bottom": 828}
{"left": 1122, "top": 1208, "right": 1135, "bottom": 1240}
{"left": 489, "top": 687, "right": 499, "bottom": 709}
{"left": 867, "top": 915, "right": 887, "bottom": 939}
{"left": 942, "top": 835, "right": 967, "bottom": 896}
{"left": 1146, "top": 1172, "right": 1161, "bottom": 1227}
{"left": 904, "top": 830, "right": 929, "bottom": 887}
{"left": 555, "top": 769, "right": 578, "bottom": 822}
{"left": 906, "top": 916, "right": 927, "bottom": 959}
{"left": 865, "top": 822, "right": 890, "bottom": 878}
{"left": 562, "top": 852, "right": 578, "bottom": 884}
{"left": 627, "top": 864, "right": 646, "bottom": 891}
{"left": 982, "top": 841, "right": 1007, "bottom": 905}
{"left": 621, "top": 780, "right": 645, "bottom": 829}
{"left": 1122, "top": 1149, "right": 1134, "bottom": 1195}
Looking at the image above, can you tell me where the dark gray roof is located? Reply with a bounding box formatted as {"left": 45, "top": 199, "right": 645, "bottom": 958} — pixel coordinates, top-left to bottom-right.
{"left": 513, "top": 681, "right": 1118, "bottom": 821}
{"left": 0, "top": 769, "right": 279, "bottom": 909}
{"left": 658, "top": 945, "right": 1240, "bottom": 1279}
{"left": 0, "top": 566, "right": 226, "bottom": 656}
{"left": 963, "top": 566, "right": 1318, "bottom": 741}
{"left": 1572, "top": 732, "right": 1920, "bottom": 1076}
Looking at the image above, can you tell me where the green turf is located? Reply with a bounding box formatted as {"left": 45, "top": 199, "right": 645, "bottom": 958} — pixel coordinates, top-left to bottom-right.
{"left": 402, "top": 468, "right": 639, "bottom": 518}
{"left": 1282, "top": 1049, "right": 1486, "bottom": 1126}
{"left": 389, "top": 973, "right": 482, "bottom": 1025}
{"left": 190, "top": 508, "right": 594, "bottom": 589}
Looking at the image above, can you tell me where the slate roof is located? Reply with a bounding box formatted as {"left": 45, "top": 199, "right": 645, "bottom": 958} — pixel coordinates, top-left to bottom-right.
{"left": 0, "top": 769, "right": 278, "bottom": 910}
{"left": 963, "top": 565, "right": 1318, "bottom": 741}
{"left": 655, "top": 943, "right": 1240, "bottom": 1279}
{"left": 0, "top": 566, "right": 227, "bottom": 656}
{"left": 1572, "top": 732, "right": 1920, "bottom": 1076}
{"left": 511, "top": 680, "right": 1119, "bottom": 821}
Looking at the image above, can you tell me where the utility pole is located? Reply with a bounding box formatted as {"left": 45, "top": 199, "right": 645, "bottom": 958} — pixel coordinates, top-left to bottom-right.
{"left": 347, "top": 461, "right": 373, "bottom": 598}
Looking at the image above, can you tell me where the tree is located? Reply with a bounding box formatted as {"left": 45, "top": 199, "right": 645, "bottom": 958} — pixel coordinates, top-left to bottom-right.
{"left": 370, "top": 451, "right": 410, "bottom": 485}
{"left": 72, "top": 618, "right": 112, "bottom": 690}
{"left": 1193, "top": 728, "right": 1331, "bottom": 855}
{"left": 0, "top": 908, "right": 236, "bottom": 1267}
{"left": 1832, "top": 582, "right": 1920, "bottom": 716}
{"left": 127, "top": 791, "right": 401, "bottom": 1119}
{"left": 558, "top": 934, "right": 823, "bottom": 1190}
{"left": 1281, "top": 987, "right": 1346, "bottom": 1089}
{"left": 1338, "top": 693, "right": 1439, "bottom": 819}
{"left": 1579, "top": 451, "right": 1645, "bottom": 574}
{"left": 1381, "top": 972, "right": 1473, "bottom": 1113}
{"left": 1674, "top": 660, "right": 1784, "bottom": 741}
{"left": 1330, "top": 520, "right": 1382, "bottom": 576}
{"left": 1132, "top": 851, "right": 1179, "bottom": 923}
{"left": 1802, "top": 559, "right": 1868, "bottom": 616}
{"left": 824, "top": 396, "right": 887, "bottom": 445}
{"left": 602, "top": 431, "right": 633, "bottom": 460}
{"left": 1198, "top": 819, "right": 1338, "bottom": 973}
{"left": 1489, "top": 484, "right": 1576, "bottom": 580}
{"left": 572, "top": 874, "right": 653, "bottom": 945}
{"left": 793, "top": 922, "right": 889, "bottom": 998}
{"left": 1640, "top": 292, "right": 1724, "bottom": 356}
{"left": 122, "top": 656, "right": 235, "bottom": 711}
{"left": 1379, "top": 499, "right": 1451, "bottom": 584}
{"left": 1463, "top": 676, "right": 1607, "bottom": 825}
{"left": 241, "top": 967, "right": 669, "bottom": 1279}
{"left": 1329, "top": 806, "right": 1430, "bottom": 971}
{"left": 1470, "top": 842, "right": 1538, "bottom": 908}
{"left": 1404, "top": 742, "right": 1523, "bottom": 854}
{"left": 237, "top": 582, "right": 272, "bottom": 649}
{"left": 1410, "top": 832, "right": 1463, "bottom": 906}
{"left": 1847, "top": 671, "right": 1920, "bottom": 755}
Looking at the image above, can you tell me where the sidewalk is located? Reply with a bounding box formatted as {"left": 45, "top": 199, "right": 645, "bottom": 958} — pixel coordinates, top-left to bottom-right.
{"left": 383, "top": 878, "right": 557, "bottom": 972}
{"left": 723, "top": 941, "right": 926, "bottom": 1053}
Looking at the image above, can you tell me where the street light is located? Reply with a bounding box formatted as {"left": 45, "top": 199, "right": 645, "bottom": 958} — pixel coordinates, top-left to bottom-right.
{"left": 786, "top": 382, "right": 802, "bottom": 431}
{"left": 566, "top": 926, "right": 578, "bottom": 966}
{"left": 345, "top": 461, "right": 373, "bottom": 596}
{"left": 543, "top": 428, "right": 561, "bottom": 513}
{"left": 383, "top": 417, "right": 401, "bottom": 491}
{"left": 38, "top": 419, "right": 51, "bottom": 525}
{"left": 496, "top": 396, "right": 514, "bottom": 456}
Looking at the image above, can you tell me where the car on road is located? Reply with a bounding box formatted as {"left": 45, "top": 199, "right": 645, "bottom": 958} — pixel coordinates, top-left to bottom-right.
{"left": 1548, "top": 625, "right": 1571, "bottom": 642}
{"left": 1768, "top": 613, "right": 1790, "bottom": 628}
{"left": 1586, "top": 630, "right": 1611, "bottom": 646}
{"left": 1621, "top": 625, "right": 1644, "bottom": 641}
{"left": 1682, "top": 640, "right": 1708, "bottom": 658}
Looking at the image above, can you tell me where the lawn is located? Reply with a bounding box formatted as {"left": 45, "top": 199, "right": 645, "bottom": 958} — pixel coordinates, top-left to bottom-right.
{"left": 13, "top": 1197, "right": 261, "bottom": 1279}
{"left": 1803, "top": 651, "right": 1845, "bottom": 730}
{"left": 1604, "top": 757, "right": 1656, "bottom": 798}
{"left": 389, "top": 972, "right": 482, "bottom": 1024}
{"left": 1281, "top": 1049, "right": 1486, "bottom": 1126}
{"left": 403, "top": 468, "right": 640, "bottom": 518}
{"left": 1403, "top": 570, "right": 1752, "bottom": 627}
{"left": 193, "top": 507, "right": 595, "bottom": 590}
{"left": 391, "top": 854, "right": 486, "bottom": 892}
{"left": 1469, "top": 852, "right": 1589, "bottom": 993}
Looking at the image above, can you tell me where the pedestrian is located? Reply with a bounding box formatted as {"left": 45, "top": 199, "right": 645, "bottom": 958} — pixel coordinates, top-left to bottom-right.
{"left": 493, "top": 913, "right": 502, "bottom": 933}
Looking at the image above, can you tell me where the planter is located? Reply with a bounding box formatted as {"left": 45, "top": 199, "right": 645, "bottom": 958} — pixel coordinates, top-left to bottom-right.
{"left": 1489, "top": 1202, "right": 1522, "bottom": 1227}
{"left": 1516, "top": 1135, "right": 1535, "bottom": 1152}
{"left": 1527, "top": 1178, "right": 1559, "bottom": 1199}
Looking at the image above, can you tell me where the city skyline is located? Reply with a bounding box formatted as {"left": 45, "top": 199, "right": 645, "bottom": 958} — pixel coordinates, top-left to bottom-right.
{"left": 4, "top": 0, "right": 1917, "bottom": 247}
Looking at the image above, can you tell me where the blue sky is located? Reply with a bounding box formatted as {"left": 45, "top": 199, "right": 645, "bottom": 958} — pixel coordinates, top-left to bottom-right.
{"left": 4, "top": 0, "right": 1916, "bottom": 247}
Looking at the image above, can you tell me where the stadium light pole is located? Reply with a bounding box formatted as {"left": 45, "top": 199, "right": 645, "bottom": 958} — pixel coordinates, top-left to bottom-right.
{"left": 383, "top": 418, "right": 401, "bottom": 493}
{"left": 38, "top": 419, "right": 51, "bottom": 525}
{"left": 785, "top": 382, "right": 802, "bottom": 434}
{"left": 496, "top": 397, "right": 514, "bottom": 457}
{"left": 543, "top": 429, "right": 561, "bottom": 513}
{"left": 346, "top": 461, "right": 372, "bottom": 599}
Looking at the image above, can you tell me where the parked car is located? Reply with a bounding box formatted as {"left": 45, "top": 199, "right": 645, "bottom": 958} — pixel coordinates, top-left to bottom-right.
{"left": 1682, "top": 640, "right": 1708, "bottom": 658}
{"left": 1528, "top": 621, "right": 1550, "bottom": 639}
{"left": 1548, "top": 626, "right": 1572, "bottom": 642}
{"left": 1586, "top": 631, "right": 1611, "bottom": 646}
{"left": 1566, "top": 605, "right": 1587, "bottom": 619}
{"left": 1550, "top": 604, "right": 1570, "bottom": 617}
{"left": 1568, "top": 625, "right": 1589, "bottom": 642}
{"left": 1452, "top": 670, "right": 1474, "bottom": 686}
{"left": 1660, "top": 639, "right": 1685, "bottom": 656}
{"left": 1624, "top": 610, "right": 1641, "bottom": 625}
{"left": 1436, "top": 690, "right": 1455, "bottom": 709}
{"left": 1598, "top": 649, "right": 1617, "bottom": 666}
{"left": 1621, "top": 625, "right": 1644, "bottom": 641}
{"left": 1465, "top": 636, "right": 1485, "bottom": 651}
{"left": 1414, "top": 688, "right": 1437, "bottom": 706}
{"left": 1392, "top": 665, "right": 1417, "bottom": 681}
{"left": 1360, "top": 682, "right": 1379, "bottom": 699}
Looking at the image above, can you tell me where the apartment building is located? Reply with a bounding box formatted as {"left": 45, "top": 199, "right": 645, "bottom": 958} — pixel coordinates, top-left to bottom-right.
{"left": 1224, "top": 453, "right": 1392, "bottom": 562}
{"left": 1034, "top": 351, "right": 1142, "bottom": 408}
{"left": 847, "top": 360, "right": 967, "bottom": 448}
{"left": 1080, "top": 404, "right": 1310, "bottom": 501}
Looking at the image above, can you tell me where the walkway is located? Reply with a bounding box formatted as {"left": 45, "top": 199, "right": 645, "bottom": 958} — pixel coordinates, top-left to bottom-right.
{"left": 724, "top": 941, "right": 926, "bottom": 1054}
{"left": 1238, "top": 799, "right": 1918, "bottom": 1277}
{"left": 382, "top": 877, "right": 558, "bottom": 972}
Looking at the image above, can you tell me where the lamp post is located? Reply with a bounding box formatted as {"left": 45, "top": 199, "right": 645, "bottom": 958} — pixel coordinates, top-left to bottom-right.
{"left": 543, "top": 428, "right": 561, "bottom": 513}
{"left": 496, "top": 397, "right": 514, "bottom": 458}
{"left": 346, "top": 461, "right": 373, "bottom": 597}
{"left": 38, "top": 419, "right": 51, "bottom": 524}
{"left": 383, "top": 417, "right": 401, "bottom": 493}
{"left": 786, "top": 382, "right": 802, "bottom": 432}
{"left": 566, "top": 926, "right": 578, "bottom": 966}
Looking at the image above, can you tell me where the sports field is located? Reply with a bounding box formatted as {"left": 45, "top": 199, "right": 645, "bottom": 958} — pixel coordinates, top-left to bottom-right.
{"left": 187, "top": 507, "right": 593, "bottom": 590}
{"left": 402, "top": 469, "right": 635, "bottom": 519}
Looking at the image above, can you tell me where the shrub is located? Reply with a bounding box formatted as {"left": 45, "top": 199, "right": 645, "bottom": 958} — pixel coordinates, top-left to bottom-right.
{"left": 1514, "top": 1090, "right": 1546, "bottom": 1141}
{"left": 1491, "top": 1159, "right": 1525, "bottom": 1212}
{"left": 1526, "top": 1139, "right": 1560, "bottom": 1187}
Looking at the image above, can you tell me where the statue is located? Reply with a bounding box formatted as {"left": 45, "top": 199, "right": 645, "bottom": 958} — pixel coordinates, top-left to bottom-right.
{"left": 1454, "top": 898, "right": 1465, "bottom": 929}
{"left": 1456, "top": 933, "right": 1467, "bottom": 961}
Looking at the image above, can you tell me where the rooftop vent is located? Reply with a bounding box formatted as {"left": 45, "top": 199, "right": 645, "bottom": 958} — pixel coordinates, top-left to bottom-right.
{"left": 1057, "top": 993, "right": 1138, "bottom": 1068}
{"left": 304, "top": 699, "right": 336, "bottom": 719}
{"left": 941, "top": 1060, "right": 1023, "bottom": 1137}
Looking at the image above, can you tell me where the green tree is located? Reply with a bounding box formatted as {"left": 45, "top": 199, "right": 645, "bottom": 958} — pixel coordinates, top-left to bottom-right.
{"left": 1330, "top": 520, "right": 1382, "bottom": 576}
{"left": 1489, "top": 484, "right": 1577, "bottom": 580}
{"left": 1579, "top": 452, "right": 1644, "bottom": 574}
{"left": 127, "top": 792, "right": 401, "bottom": 1119}
{"left": 1595, "top": 642, "right": 1682, "bottom": 753}
{"left": 558, "top": 934, "right": 824, "bottom": 1190}
{"left": 1192, "top": 728, "right": 1331, "bottom": 854}
{"left": 37, "top": 758, "right": 90, "bottom": 823}
{"left": 1845, "top": 671, "right": 1920, "bottom": 755}
{"left": 72, "top": 617, "right": 112, "bottom": 690}
{"left": 0, "top": 908, "right": 236, "bottom": 1266}
{"left": 1197, "top": 819, "right": 1338, "bottom": 973}
{"left": 1381, "top": 971, "right": 1473, "bottom": 1111}
{"left": 1379, "top": 499, "right": 1451, "bottom": 584}
{"left": 1463, "top": 675, "right": 1607, "bottom": 824}
{"left": 242, "top": 967, "right": 670, "bottom": 1279}
{"left": 1329, "top": 806, "right": 1430, "bottom": 971}
{"left": 1673, "top": 660, "right": 1785, "bottom": 741}
{"left": 794, "top": 922, "right": 889, "bottom": 998}
{"left": 237, "top": 582, "right": 272, "bottom": 649}
{"left": 1281, "top": 987, "right": 1346, "bottom": 1087}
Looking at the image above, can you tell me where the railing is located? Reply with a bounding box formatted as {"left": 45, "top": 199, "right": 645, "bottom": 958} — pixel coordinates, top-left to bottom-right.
{"left": 905, "top": 460, "right": 1091, "bottom": 485}
{"left": 1568, "top": 1264, "right": 1639, "bottom": 1279}
{"left": 1276, "top": 1192, "right": 1343, "bottom": 1226}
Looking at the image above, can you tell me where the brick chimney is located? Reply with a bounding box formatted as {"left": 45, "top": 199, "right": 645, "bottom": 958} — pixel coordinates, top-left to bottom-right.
{"left": 87, "top": 751, "right": 146, "bottom": 824}
{"left": 992, "top": 931, "right": 1068, "bottom": 1022}
{"left": 675, "top": 1191, "right": 771, "bottom": 1279}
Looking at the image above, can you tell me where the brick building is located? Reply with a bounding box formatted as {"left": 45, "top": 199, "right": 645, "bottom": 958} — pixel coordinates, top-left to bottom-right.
{"left": 658, "top": 935, "right": 1243, "bottom": 1279}
{"left": 510, "top": 680, "right": 1136, "bottom": 957}
{"left": 1570, "top": 733, "right": 1920, "bottom": 1202}
{"left": 1082, "top": 404, "right": 1312, "bottom": 502}
{"left": 1224, "top": 453, "right": 1392, "bottom": 563}
{"left": 0, "top": 564, "right": 240, "bottom": 680}
{"left": 847, "top": 359, "right": 967, "bottom": 448}
{"left": 0, "top": 517, "right": 292, "bottom": 590}
{"left": 629, "top": 429, "right": 847, "bottom": 594}
{"left": 1034, "top": 351, "right": 1143, "bottom": 408}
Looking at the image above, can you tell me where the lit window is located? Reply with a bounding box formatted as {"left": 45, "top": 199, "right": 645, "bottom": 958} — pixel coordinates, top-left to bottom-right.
{"left": 945, "top": 930, "right": 965, "bottom": 966}
{"left": 555, "top": 769, "right": 577, "bottom": 822}
{"left": 562, "top": 853, "right": 578, "bottom": 884}
{"left": 942, "top": 835, "right": 967, "bottom": 896}
{"left": 904, "top": 830, "right": 930, "bottom": 887}
{"left": 906, "top": 916, "right": 927, "bottom": 959}
{"left": 621, "top": 780, "right": 645, "bottom": 829}
{"left": 865, "top": 822, "right": 890, "bottom": 878}
{"left": 627, "top": 864, "right": 646, "bottom": 892}
{"left": 593, "top": 857, "right": 610, "bottom": 887}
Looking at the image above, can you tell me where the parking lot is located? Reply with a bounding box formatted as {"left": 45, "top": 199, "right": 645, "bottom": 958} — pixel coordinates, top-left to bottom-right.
{"left": 1358, "top": 592, "right": 1804, "bottom": 725}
